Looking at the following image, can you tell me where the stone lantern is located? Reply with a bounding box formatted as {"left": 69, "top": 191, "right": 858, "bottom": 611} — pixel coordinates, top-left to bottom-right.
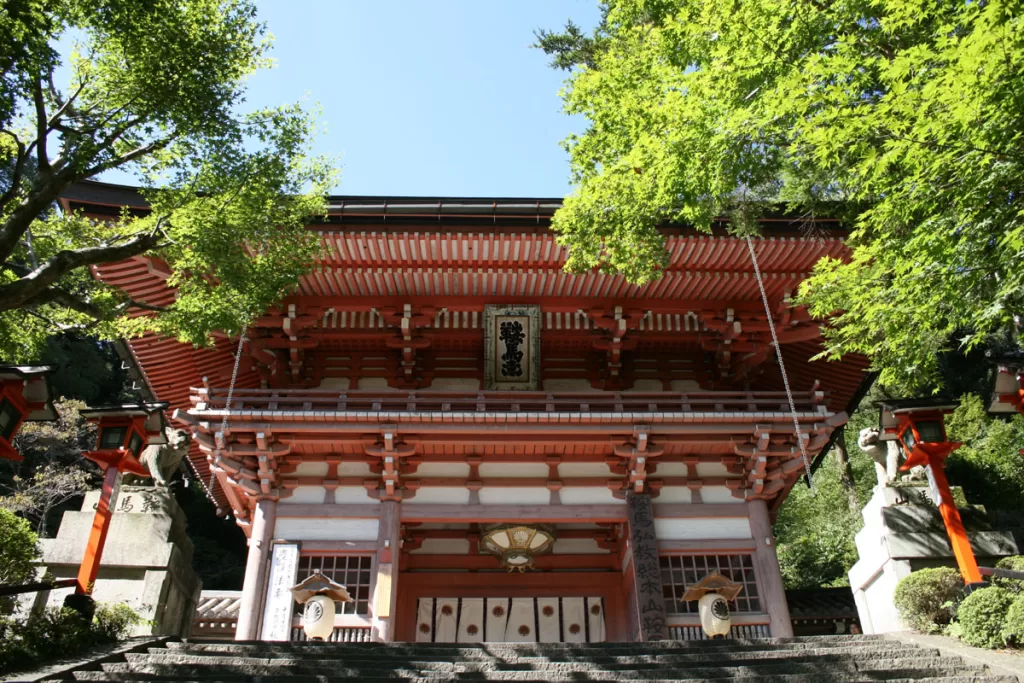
{"left": 878, "top": 398, "right": 983, "bottom": 587}
{"left": 291, "top": 572, "right": 353, "bottom": 641}
{"left": 0, "top": 365, "right": 56, "bottom": 460}
{"left": 64, "top": 402, "right": 168, "bottom": 618}
{"left": 681, "top": 573, "right": 744, "bottom": 639}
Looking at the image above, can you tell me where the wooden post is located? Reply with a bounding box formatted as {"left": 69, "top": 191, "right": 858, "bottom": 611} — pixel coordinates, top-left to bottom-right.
{"left": 928, "top": 455, "right": 983, "bottom": 585}
{"left": 371, "top": 500, "right": 401, "bottom": 642}
{"left": 625, "top": 492, "right": 666, "bottom": 641}
{"left": 75, "top": 466, "right": 120, "bottom": 594}
{"left": 235, "top": 498, "right": 277, "bottom": 640}
{"left": 747, "top": 499, "right": 793, "bottom": 638}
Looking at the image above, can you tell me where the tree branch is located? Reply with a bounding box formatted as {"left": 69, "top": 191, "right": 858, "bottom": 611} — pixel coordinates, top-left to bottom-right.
{"left": 82, "top": 136, "right": 171, "bottom": 177}
{"left": 0, "top": 231, "right": 163, "bottom": 313}
{"left": 32, "top": 74, "right": 50, "bottom": 173}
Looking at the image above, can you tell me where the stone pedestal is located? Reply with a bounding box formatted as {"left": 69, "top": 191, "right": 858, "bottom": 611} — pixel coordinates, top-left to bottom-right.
{"left": 848, "top": 484, "right": 1017, "bottom": 634}
{"left": 24, "top": 486, "right": 201, "bottom": 637}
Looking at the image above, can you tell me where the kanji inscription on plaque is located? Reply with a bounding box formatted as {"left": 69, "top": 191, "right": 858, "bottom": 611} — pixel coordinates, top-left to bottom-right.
{"left": 484, "top": 305, "right": 540, "bottom": 390}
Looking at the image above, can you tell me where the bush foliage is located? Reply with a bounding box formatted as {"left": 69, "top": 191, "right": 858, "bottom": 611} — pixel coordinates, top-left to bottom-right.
{"left": 0, "top": 507, "right": 39, "bottom": 587}
{"left": 893, "top": 568, "right": 964, "bottom": 634}
{"left": 958, "top": 586, "right": 1014, "bottom": 649}
{"left": 1002, "top": 594, "right": 1024, "bottom": 648}
{"left": 0, "top": 604, "right": 139, "bottom": 676}
{"left": 994, "top": 556, "right": 1024, "bottom": 595}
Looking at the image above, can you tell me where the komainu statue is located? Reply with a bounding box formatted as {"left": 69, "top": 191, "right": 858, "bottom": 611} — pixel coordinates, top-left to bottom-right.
{"left": 857, "top": 427, "right": 903, "bottom": 487}
{"left": 124, "top": 427, "right": 191, "bottom": 487}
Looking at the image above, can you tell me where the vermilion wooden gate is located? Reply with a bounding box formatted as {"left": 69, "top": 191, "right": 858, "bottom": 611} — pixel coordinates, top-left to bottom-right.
{"left": 396, "top": 572, "right": 628, "bottom": 642}
{"left": 415, "top": 597, "right": 606, "bottom": 643}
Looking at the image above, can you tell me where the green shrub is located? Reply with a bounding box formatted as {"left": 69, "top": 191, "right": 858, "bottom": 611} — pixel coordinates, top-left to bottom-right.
{"left": 958, "top": 586, "right": 1013, "bottom": 649}
{"left": 995, "top": 556, "right": 1024, "bottom": 594}
{"left": 0, "top": 508, "right": 39, "bottom": 586}
{"left": 894, "top": 567, "right": 964, "bottom": 633}
{"left": 1001, "top": 594, "right": 1024, "bottom": 647}
{"left": 0, "top": 603, "right": 140, "bottom": 676}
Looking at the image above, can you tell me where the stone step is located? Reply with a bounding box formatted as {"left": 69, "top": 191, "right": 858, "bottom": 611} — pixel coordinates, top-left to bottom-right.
{"left": 167, "top": 634, "right": 892, "bottom": 653}
{"left": 148, "top": 643, "right": 928, "bottom": 665}
{"left": 138, "top": 645, "right": 938, "bottom": 668}
{"left": 69, "top": 672, "right": 1018, "bottom": 683}
{"left": 115, "top": 654, "right": 985, "bottom": 680}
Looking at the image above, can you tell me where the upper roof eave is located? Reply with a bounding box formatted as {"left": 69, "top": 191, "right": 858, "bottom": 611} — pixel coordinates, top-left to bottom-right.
{"left": 60, "top": 180, "right": 849, "bottom": 235}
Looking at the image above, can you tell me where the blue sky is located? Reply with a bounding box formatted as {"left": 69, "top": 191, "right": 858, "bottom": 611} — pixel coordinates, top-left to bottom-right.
{"left": 235, "top": 1, "right": 600, "bottom": 198}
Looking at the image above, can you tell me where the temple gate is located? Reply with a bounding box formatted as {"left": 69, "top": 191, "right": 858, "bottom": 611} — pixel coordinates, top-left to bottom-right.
{"left": 67, "top": 182, "right": 870, "bottom": 642}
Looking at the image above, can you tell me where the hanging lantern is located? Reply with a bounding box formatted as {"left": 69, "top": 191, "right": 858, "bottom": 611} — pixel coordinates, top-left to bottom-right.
{"left": 479, "top": 524, "right": 556, "bottom": 572}
{"left": 681, "top": 573, "right": 744, "bottom": 639}
{"left": 989, "top": 361, "right": 1024, "bottom": 416}
{"left": 290, "top": 572, "right": 353, "bottom": 641}
{"left": 0, "top": 365, "right": 56, "bottom": 461}
{"left": 878, "top": 398, "right": 982, "bottom": 587}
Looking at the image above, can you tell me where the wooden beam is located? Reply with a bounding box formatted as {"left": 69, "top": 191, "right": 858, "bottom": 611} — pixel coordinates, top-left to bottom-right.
{"left": 295, "top": 540, "right": 378, "bottom": 554}
{"left": 276, "top": 503, "right": 381, "bottom": 519}
{"left": 652, "top": 503, "right": 751, "bottom": 519}
{"left": 402, "top": 553, "right": 618, "bottom": 571}
{"left": 400, "top": 504, "right": 627, "bottom": 523}
{"left": 657, "top": 539, "right": 756, "bottom": 552}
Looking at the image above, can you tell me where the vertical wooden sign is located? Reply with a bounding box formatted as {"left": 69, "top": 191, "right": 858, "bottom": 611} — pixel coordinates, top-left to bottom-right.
{"left": 260, "top": 542, "right": 299, "bottom": 641}
{"left": 626, "top": 492, "right": 667, "bottom": 640}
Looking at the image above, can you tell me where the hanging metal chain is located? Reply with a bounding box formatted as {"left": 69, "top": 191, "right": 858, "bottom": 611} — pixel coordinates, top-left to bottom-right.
{"left": 745, "top": 233, "right": 813, "bottom": 486}
{"left": 219, "top": 325, "right": 248, "bottom": 440}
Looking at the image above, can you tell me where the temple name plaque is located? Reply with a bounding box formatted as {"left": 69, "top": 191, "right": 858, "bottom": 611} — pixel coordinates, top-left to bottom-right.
{"left": 260, "top": 542, "right": 300, "bottom": 641}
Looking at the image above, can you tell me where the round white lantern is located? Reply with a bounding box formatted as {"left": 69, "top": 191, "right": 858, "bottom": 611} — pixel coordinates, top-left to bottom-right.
{"left": 302, "top": 594, "right": 336, "bottom": 641}
{"left": 698, "top": 592, "right": 732, "bottom": 638}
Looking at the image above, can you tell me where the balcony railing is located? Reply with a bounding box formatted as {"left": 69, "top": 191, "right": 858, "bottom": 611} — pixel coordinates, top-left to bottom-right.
{"left": 190, "top": 387, "right": 828, "bottom": 416}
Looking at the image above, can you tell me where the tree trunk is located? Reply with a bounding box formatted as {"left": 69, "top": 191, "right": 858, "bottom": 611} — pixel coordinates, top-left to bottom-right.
{"left": 833, "top": 426, "right": 860, "bottom": 512}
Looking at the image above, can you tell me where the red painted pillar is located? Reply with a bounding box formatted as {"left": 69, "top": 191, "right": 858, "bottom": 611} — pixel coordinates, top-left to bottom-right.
{"left": 76, "top": 466, "right": 119, "bottom": 594}
{"left": 928, "top": 455, "right": 983, "bottom": 585}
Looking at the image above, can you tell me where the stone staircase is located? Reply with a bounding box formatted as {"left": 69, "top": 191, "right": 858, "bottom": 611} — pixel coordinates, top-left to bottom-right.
{"left": 39, "top": 635, "right": 1017, "bottom": 682}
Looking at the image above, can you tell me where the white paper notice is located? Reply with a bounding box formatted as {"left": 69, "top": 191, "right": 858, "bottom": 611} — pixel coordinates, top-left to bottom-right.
{"left": 260, "top": 543, "right": 300, "bottom": 641}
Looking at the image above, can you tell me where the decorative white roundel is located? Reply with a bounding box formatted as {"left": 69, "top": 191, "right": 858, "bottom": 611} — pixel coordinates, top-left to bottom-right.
{"left": 306, "top": 600, "right": 324, "bottom": 623}
{"left": 710, "top": 597, "right": 730, "bottom": 620}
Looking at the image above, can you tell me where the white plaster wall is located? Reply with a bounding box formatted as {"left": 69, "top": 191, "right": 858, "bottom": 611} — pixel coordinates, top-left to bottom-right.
{"left": 653, "top": 487, "right": 692, "bottom": 504}
{"left": 333, "top": 486, "right": 375, "bottom": 504}
{"left": 293, "top": 462, "right": 329, "bottom": 477}
{"left": 411, "top": 487, "right": 472, "bottom": 504}
{"left": 274, "top": 518, "right": 378, "bottom": 541}
{"left": 627, "top": 379, "right": 663, "bottom": 392}
{"left": 478, "top": 487, "right": 552, "bottom": 505}
{"left": 557, "top": 463, "right": 612, "bottom": 478}
{"left": 410, "top": 538, "right": 471, "bottom": 554}
{"left": 338, "top": 461, "right": 375, "bottom": 477}
{"left": 558, "top": 487, "right": 619, "bottom": 505}
{"left": 695, "top": 463, "right": 731, "bottom": 477}
{"left": 479, "top": 463, "right": 548, "bottom": 478}
{"left": 317, "top": 377, "right": 351, "bottom": 389}
{"left": 286, "top": 486, "right": 326, "bottom": 504}
{"left": 358, "top": 377, "right": 392, "bottom": 390}
{"left": 543, "top": 379, "right": 597, "bottom": 392}
{"left": 416, "top": 463, "right": 471, "bottom": 478}
{"left": 700, "top": 486, "right": 744, "bottom": 504}
{"left": 425, "top": 377, "right": 480, "bottom": 390}
{"left": 652, "top": 462, "right": 689, "bottom": 477}
{"left": 552, "top": 538, "right": 605, "bottom": 555}
{"left": 671, "top": 380, "right": 702, "bottom": 391}
{"left": 654, "top": 517, "right": 752, "bottom": 540}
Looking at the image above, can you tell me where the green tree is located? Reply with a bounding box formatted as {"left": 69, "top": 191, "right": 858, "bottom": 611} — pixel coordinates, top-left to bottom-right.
{"left": 0, "top": 0, "right": 335, "bottom": 361}
{"left": 1, "top": 399, "right": 99, "bottom": 536}
{"left": 540, "top": 0, "right": 1024, "bottom": 392}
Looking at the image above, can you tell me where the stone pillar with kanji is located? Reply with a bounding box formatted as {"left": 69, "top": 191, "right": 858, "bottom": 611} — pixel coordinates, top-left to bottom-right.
{"left": 626, "top": 491, "right": 667, "bottom": 641}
